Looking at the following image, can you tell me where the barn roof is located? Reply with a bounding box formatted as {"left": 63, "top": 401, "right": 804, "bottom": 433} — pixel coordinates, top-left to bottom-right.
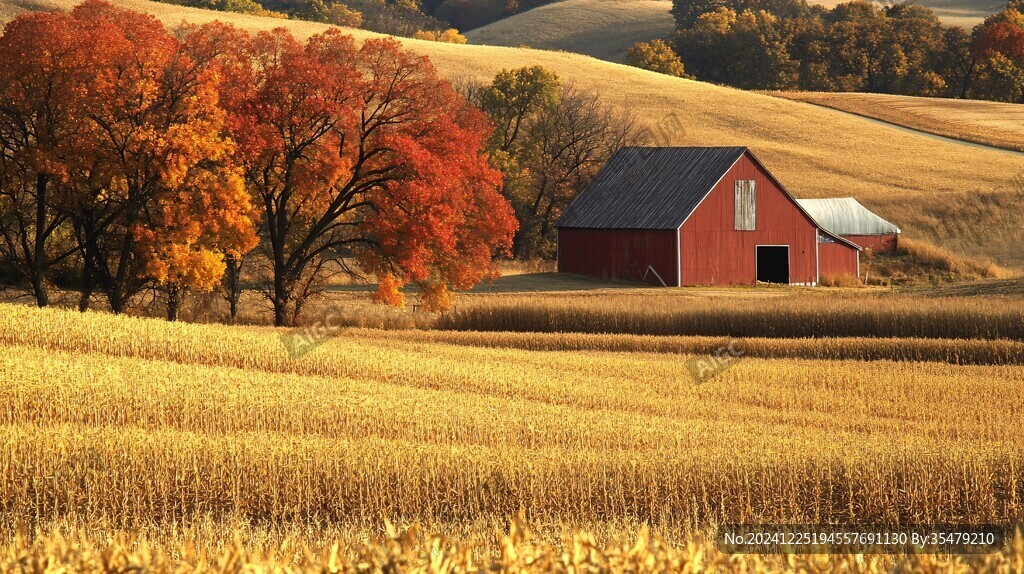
{"left": 796, "top": 198, "right": 901, "bottom": 236}
{"left": 556, "top": 146, "right": 747, "bottom": 230}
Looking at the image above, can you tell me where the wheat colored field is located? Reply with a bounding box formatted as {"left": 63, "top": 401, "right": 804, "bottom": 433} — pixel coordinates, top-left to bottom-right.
{"left": 465, "top": 0, "right": 676, "bottom": 63}
{"left": 0, "top": 302, "right": 1022, "bottom": 566}
{"left": 3, "top": 0, "right": 1024, "bottom": 268}
{"left": 774, "top": 91, "right": 1024, "bottom": 153}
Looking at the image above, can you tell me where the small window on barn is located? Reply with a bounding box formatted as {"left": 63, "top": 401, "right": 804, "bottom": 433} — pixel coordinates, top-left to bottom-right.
{"left": 734, "top": 180, "right": 756, "bottom": 231}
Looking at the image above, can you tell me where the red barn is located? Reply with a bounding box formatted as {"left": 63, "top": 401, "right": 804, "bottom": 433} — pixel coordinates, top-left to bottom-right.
{"left": 796, "top": 198, "right": 901, "bottom": 252}
{"left": 555, "top": 147, "right": 862, "bottom": 286}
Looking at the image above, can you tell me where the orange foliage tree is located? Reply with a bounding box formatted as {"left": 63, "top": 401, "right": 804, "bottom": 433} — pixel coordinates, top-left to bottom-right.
{"left": 134, "top": 168, "right": 258, "bottom": 321}
{"left": 187, "top": 25, "right": 516, "bottom": 326}
{"left": 50, "top": 1, "right": 258, "bottom": 316}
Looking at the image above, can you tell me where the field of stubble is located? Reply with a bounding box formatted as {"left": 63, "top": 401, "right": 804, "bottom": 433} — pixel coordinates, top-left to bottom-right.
{"left": 0, "top": 294, "right": 1022, "bottom": 571}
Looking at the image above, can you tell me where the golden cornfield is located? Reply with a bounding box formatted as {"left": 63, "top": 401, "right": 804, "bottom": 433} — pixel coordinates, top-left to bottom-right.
{"left": 436, "top": 292, "right": 1024, "bottom": 339}
{"left": 3, "top": 524, "right": 1023, "bottom": 572}
{"left": 1, "top": 301, "right": 1023, "bottom": 570}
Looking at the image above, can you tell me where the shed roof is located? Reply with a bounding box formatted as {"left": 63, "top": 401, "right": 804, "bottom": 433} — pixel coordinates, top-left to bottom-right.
{"left": 796, "top": 198, "right": 901, "bottom": 236}
{"left": 555, "top": 146, "right": 747, "bottom": 230}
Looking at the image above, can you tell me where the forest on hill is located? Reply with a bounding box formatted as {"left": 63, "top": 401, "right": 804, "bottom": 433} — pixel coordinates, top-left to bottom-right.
{"left": 626, "top": 0, "right": 1024, "bottom": 102}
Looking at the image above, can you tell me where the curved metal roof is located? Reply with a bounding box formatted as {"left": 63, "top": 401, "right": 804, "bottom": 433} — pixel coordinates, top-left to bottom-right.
{"left": 796, "top": 198, "right": 901, "bottom": 236}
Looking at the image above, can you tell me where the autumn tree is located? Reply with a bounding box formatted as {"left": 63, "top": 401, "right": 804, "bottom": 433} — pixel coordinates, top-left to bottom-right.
{"left": 626, "top": 39, "right": 688, "bottom": 77}
{"left": 299, "top": 0, "right": 363, "bottom": 26}
{"left": 972, "top": 8, "right": 1024, "bottom": 101}
{"left": 514, "top": 86, "right": 643, "bottom": 258}
{"left": 412, "top": 28, "right": 468, "bottom": 43}
{"left": 473, "top": 67, "right": 643, "bottom": 258}
{"left": 134, "top": 166, "right": 258, "bottom": 321}
{"left": 0, "top": 11, "right": 95, "bottom": 306}
{"left": 53, "top": 1, "right": 257, "bottom": 315}
{"left": 188, "top": 25, "right": 515, "bottom": 325}
{"left": 476, "top": 66, "right": 561, "bottom": 155}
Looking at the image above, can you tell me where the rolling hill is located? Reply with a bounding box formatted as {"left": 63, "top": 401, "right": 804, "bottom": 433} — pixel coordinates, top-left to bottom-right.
{"left": 770, "top": 91, "right": 1024, "bottom": 152}
{"left": 2, "top": 0, "right": 1022, "bottom": 268}
{"left": 464, "top": 0, "right": 675, "bottom": 63}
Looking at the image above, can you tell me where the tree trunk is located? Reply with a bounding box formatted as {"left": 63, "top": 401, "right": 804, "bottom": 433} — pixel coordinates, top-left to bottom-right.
{"left": 166, "top": 285, "right": 180, "bottom": 322}
{"left": 31, "top": 173, "right": 49, "bottom": 307}
{"left": 78, "top": 255, "right": 93, "bottom": 312}
{"left": 109, "top": 291, "right": 125, "bottom": 314}
{"left": 273, "top": 293, "right": 290, "bottom": 327}
{"left": 31, "top": 273, "right": 48, "bottom": 307}
{"left": 272, "top": 214, "right": 292, "bottom": 326}
{"left": 224, "top": 255, "right": 242, "bottom": 323}
{"left": 78, "top": 285, "right": 92, "bottom": 312}
{"left": 273, "top": 263, "right": 291, "bottom": 327}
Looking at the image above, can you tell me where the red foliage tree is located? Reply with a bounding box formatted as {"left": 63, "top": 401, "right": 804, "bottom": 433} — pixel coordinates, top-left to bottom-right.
{"left": 0, "top": 11, "right": 98, "bottom": 306}
{"left": 187, "top": 25, "right": 516, "bottom": 326}
{"left": 973, "top": 19, "right": 1024, "bottom": 61}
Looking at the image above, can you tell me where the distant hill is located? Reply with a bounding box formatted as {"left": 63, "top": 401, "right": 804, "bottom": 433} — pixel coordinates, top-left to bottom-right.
{"left": 1, "top": 0, "right": 1022, "bottom": 268}
{"left": 465, "top": 0, "right": 675, "bottom": 63}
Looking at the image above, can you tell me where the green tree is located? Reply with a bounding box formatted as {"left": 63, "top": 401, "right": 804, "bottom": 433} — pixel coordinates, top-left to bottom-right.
{"left": 299, "top": 0, "right": 363, "bottom": 24}
{"left": 672, "top": 0, "right": 733, "bottom": 29}
{"left": 472, "top": 67, "right": 644, "bottom": 259}
{"left": 477, "top": 66, "right": 561, "bottom": 153}
{"left": 936, "top": 26, "right": 978, "bottom": 98}
{"left": 626, "top": 39, "right": 688, "bottom": 77}
{"left": 675, "top": 8, "right": 797, "bottom": 89}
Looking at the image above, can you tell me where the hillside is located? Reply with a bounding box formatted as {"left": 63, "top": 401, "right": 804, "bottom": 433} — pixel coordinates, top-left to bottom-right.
{"left": 465, "top": 0, "right": 675, "bottom": 63}
{"left": 2, "top": 0, "right": 1023, "bottom": 268}
{"left": 771, "top": 91, "right": 1024, "bottom": 152}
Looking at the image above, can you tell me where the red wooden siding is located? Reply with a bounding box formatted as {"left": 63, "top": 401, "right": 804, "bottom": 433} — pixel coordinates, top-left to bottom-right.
{"left": 843, "top": 234, "right": 898, "bottom": 252}
{"left": 557, "top": 228, "right": 678, "bottom": 285}
{"left": 819, "top": 241, "right": 860, "bottom": 280}
{"left": 679, "top": 154, "right": 820, "bottom": 285}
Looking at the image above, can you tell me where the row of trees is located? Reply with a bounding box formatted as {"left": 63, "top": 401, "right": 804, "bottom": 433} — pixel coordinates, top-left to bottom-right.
{"left": 651, "top": 0, "right": 1024, "bottom": 101}
{"left": 0, "top": 0, "right": 517, "bottom": 325}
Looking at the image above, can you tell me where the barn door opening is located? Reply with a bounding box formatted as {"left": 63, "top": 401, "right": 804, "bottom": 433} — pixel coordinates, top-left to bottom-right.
{"left": 756, "top": 246, "right": 789, "bottom": 284}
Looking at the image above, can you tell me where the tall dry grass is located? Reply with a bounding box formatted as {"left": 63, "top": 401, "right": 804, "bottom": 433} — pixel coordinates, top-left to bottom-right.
{"left": 770, "top": 91, "right": 1024, "bottom": 152}
{"left": 436, "top": 294, "right": 1024, "bottom": 339}
{"left": 355, "top": 328, "right": 1024, "bottom": 365}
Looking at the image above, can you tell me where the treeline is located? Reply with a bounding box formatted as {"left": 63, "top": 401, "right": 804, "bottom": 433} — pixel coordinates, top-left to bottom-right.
{"left": 0, "top": 0, "right": 517, "bottom": 325}
{"left": 637, "top": 0, "right": 1024, "bottom": 101}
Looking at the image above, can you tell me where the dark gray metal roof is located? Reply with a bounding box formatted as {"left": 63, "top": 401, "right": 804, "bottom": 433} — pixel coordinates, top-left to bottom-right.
{"left": 797, "top": 198, "right": 901, "bottom": 236}
{"left": 556, "top": 146, "right": 747, "bottom": 230}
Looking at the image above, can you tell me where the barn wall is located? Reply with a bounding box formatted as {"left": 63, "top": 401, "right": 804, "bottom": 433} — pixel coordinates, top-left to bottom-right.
{"left": 557, "top": 228, "right": 678, "bottom": 285}
{"left": 818, "top": 241, "right": 860, "bottom": 281}
{"left": 843, "top": 234, "right": 898, "bottom": 252}
{"left": 679, "top": 154, "right": 818, "bottom": 285}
